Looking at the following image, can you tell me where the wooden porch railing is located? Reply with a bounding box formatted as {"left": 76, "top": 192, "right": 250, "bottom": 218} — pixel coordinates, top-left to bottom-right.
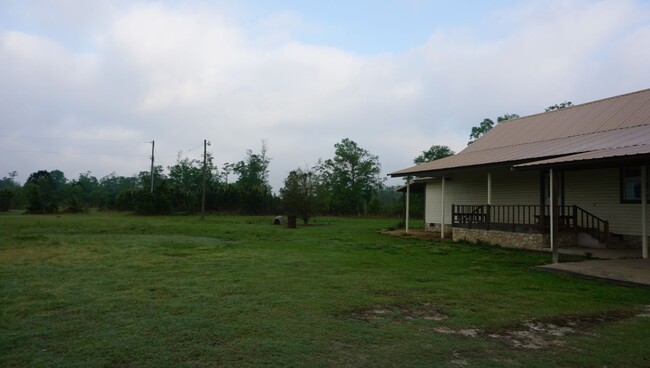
{"left": 451, "top": 204, "right": 609, "bottom": 244}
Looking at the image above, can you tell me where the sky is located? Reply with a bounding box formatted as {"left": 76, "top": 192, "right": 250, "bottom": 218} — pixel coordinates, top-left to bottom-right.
{"left": 1, "top": 0, "right": 649, "bottom": 191}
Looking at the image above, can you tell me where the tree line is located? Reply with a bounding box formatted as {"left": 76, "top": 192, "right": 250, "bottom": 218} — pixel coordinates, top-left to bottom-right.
{"left": 0, "top": 139, "right": 406, "bottom": 219}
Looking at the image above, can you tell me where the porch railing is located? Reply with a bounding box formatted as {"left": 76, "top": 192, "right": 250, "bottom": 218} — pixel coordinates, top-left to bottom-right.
{"left": 451, "top": 204, "right": 609, "bottom": 244}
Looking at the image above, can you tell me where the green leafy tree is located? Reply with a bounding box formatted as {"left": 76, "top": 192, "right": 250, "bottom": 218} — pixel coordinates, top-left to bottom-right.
{"left": 99, "top": 173, "right": 139, "bottom": 210}
{"left": 0, "top": 172, "right": 19, "bottom": 211}
{"left": 25, "top": 170, "right": 60, "bottom": 213}
{"left": 469, "top": 118, "right": 495, "bottom": 143}
{"left": 545, "top": 101, "right": 573, "bottom": 112}
{"left": 49, "top": 169, "right": 67, "bottom": 202}
{"left": 469, "top": 113, "right": 520, "bottom": 144}
{"left": 497, "top": 113, "right": 520, "bottom": 122}
{"left": 234, "top": 141, "right": 271, "bottom": 192}
{"left": 138, "top": 165, "right": 166, "bottom": 191}
{"left": 166, "top": 155, "right": 215, "bottom": 213}
{"left": 232, "top": 141, "right": 274, "bottom": 214}
{"left": 414, "top": 145, "right": 455, "bottom": 165}
{"left": 68, "top": 172, "right": 103, "bottom": 210}
{"left": 0, "top": 171, "right": 19, "bottom": 190}
{"left": 280, "top": 168, "right": 320, "bottom": 224}
{"left": 321, "top": 138, "right": 384, "bottom": 215}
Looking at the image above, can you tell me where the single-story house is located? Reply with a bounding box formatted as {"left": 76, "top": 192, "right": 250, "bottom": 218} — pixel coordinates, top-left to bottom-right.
{"left": 389, "top": 88, "right": 650, "bottom": 262}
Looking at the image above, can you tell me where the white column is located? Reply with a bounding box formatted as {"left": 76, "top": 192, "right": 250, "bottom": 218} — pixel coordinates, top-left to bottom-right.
{"left": 550, "top": 168, "right": 559, "bottom": 264}
{"left": 550, "top": 169, "right": 554, "bottom": 251}
{"left": 642, "top": 166, "right": 648, "bottom": 259}
{"left": 487, "top": 171, "right": 492, "bottom": 205}
{"left": 405, "top": 177, "right": 411, "bottom": 234}
{"left": 441, "top": 176, "right": 446, "bottom": 239}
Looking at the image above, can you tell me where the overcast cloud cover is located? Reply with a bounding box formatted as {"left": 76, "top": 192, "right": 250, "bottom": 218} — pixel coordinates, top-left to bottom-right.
{"left": 1, "top": 0, "right": 649, "bottom": 190}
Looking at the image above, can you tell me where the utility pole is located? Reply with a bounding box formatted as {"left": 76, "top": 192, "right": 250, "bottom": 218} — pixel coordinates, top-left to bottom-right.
{"left": 201, "top": 139, "right": 208, "bottom": 220}
{"left": 150, "top": 140, "right": 155, "bottom": 193}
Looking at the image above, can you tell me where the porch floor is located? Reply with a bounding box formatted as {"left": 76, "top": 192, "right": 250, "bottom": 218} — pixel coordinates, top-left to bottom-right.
{"left": 537, "top": 258, "right": 650, "bottom": 288}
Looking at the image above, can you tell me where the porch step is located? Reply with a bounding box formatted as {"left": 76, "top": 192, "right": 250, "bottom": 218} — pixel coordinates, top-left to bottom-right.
{"left": 577, "top": 231, "right": 638, "bottom": 249}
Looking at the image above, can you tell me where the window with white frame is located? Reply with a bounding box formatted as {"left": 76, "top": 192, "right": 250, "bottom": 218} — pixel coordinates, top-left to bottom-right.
{"left": 621, "top": 167, "right": 649, "bottom": 203}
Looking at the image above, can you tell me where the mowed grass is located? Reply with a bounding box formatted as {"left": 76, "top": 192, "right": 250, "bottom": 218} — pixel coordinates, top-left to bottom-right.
{"left": 1, "top": 213, "right": 650, "bottom": 367}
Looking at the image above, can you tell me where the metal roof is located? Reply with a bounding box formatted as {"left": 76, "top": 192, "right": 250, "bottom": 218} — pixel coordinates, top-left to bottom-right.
{"left": 390, "top": 88, "right": 650, "bottom": 177}
{"left": 513, "top": 145, "right": 650, "bottom": 169}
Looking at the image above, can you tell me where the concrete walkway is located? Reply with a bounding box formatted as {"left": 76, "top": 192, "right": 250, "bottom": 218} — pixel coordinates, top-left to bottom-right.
{"left": 537, "top": 258, "right": 650, "bottom": 288}
{"left": 559, "top": 246, "right": 642, "bottom": 260}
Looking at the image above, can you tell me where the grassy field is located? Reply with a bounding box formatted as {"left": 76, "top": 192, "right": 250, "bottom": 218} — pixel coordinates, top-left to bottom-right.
{"left": 1, "top": 212, "right": 650, "bottom": 367}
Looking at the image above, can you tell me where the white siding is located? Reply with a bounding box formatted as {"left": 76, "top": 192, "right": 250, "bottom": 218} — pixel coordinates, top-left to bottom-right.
{"left": 565, "top": 168, "right": 649, "bottom": 236}
{"left": 490, "top": 170, "right": 539, "bottom": 205}
{"left": 424, "top": 168, "right": 539, "bottom": 225}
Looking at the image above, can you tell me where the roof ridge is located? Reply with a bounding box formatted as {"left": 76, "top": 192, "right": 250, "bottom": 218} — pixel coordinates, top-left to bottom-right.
{"left": 462, "top": 123, "right": 650, "bottom": 154}
{"left": 497, "top": 87, "right": 650, "bottom": 124}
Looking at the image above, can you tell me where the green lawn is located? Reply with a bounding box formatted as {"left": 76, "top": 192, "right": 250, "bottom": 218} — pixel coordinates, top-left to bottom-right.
{"left": 1, "top": 213, "right": 650, "bottom": 367}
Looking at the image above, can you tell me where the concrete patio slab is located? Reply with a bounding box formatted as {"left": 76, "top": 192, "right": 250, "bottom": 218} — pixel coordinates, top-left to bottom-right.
{"left": 537, "top": 259, "right": 650, "bottom": 288}
{"left": 558, "top": 247, "right": 642, "bottom": 260}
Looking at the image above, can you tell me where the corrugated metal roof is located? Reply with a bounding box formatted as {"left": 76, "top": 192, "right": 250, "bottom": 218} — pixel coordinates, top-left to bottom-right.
{"left": 390, "top": 88, "right": 650, "bottom": 177}
{"left": 513, "top": 145, "right": 650, "bottom": 168}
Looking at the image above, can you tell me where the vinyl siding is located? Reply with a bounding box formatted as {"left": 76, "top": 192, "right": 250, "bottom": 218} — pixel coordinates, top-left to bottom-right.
{"left": 565, "top": 168, "right": 649, "bottom": 236}
{"left": 425, "top": 168, "right": 539, "bottom": 225}
{"left": 490, "top": 170, "right": 539, "bottom": 205}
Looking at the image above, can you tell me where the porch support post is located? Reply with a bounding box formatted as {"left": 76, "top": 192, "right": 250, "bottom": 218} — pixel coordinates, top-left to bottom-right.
{"left": 487, "top": 172, "right": 492, "bottom": 205}
{"left": 643, "top": 166, "right": 647, "bottom": 259}
{"left": 405, "top": 177, "right": 411, "bottom": 234}
{"left": 550, "top": 168, "right": 559, "bottom": 263}
{"left": 441, "top": 176, "right": 446, "bottom": 239}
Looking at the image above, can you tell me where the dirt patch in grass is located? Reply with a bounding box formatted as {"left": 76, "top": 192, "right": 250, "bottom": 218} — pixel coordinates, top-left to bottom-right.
{"left": 350, "top": 302, "right": 448, "bottom": 322}
{"left": 433, "top": 309, "right": 638, "bottom": 350}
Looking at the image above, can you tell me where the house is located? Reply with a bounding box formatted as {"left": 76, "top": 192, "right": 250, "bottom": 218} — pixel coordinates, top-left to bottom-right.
{"left": 389, "top": 88, "right": 650, "bottom": 261}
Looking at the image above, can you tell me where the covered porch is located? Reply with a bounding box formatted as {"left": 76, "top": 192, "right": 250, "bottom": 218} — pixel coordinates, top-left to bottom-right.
{"left": 451, "top": 203, "right": 609, "bottom": 248}
{"left": 402, "top": 163, "right": 649, "bottom": 263}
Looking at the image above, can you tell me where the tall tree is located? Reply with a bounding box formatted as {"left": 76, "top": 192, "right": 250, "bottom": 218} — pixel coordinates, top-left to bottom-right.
{"left": 0, "top": 171, "right": 19, "bottom": 190}
{"left": 545, "top": 101, "right": 573, "bottom": 112}
{"left": 321, "top": 138, "right": 384, "bottom": 215}
{"left": 414, "top": 145, "right": 455, "bottom": 165}
{"left": 468, "top": 113, "right": 519, "bottom": 144}
{"left": 66, "top": 172, "right": 102, "bottom": 212}
{"left": 138, "top": 165, "right": 166, "bottom": 191}
{"left": 497, "top": 113, "right": 520, "bottom": 122}
{"left": 234, "top": 141, "right": 271, "bottom": 192}
{"left": 280, "top": 168, "right": 320, "bottom": 224}
{"left": 469, "top": 118, "right": 495, "bottom": 143}
{"left": 99, "top": 173, "right": 139, "bottom": 210}
{"left": 25, "top": 170, "right": 59, "bottom": 213}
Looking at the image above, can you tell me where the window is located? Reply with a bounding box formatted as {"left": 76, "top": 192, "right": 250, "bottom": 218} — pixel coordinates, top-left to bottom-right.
{"left": 621, "top": 167, "right": 649, "bottom": 203}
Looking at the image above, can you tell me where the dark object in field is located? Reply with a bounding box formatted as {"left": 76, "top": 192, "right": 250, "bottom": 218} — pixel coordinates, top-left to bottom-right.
{"left": 273, "top": 215, "right": 285, "bottom": 225}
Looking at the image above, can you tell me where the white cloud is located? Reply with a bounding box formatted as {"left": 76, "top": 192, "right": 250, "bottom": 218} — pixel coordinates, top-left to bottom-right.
{"left": 1, "top": 0, "right": 649, "bottom": 190}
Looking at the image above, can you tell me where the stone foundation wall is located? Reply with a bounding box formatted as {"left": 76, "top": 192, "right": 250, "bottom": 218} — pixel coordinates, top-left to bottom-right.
{"left": 452, "top": 228, "right": 576, "bottom": 250}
